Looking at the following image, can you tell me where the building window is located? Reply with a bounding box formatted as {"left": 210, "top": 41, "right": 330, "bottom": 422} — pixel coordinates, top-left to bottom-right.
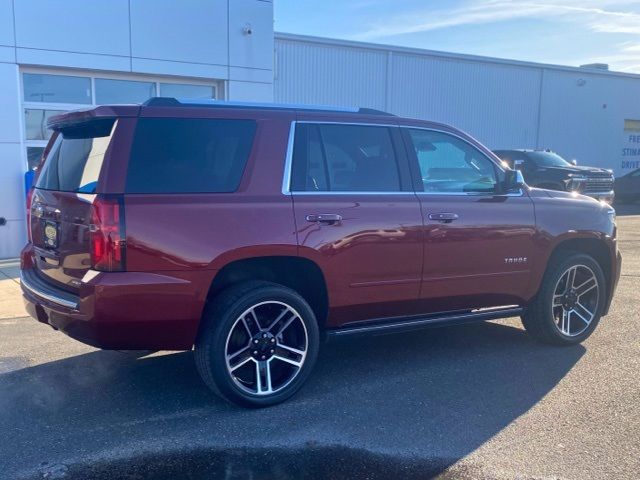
{"left": 24, "top": 109, "right": 65, "bottom": 141}
{"left": 21, "top": 70, "right": 219, "bottom": 171}
{"left": 159, "top": 83, "right": 215, "bottom": 99}
{"left": 23, "top": 73, "right": 91, "bottom": 104}
{"left": 95, "top": 78, "right": 156, "bottom": 104}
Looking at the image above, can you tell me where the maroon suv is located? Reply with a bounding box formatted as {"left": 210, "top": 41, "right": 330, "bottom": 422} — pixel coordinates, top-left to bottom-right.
{"left": 21, "top": 98, "right": 621, "bottom": 407}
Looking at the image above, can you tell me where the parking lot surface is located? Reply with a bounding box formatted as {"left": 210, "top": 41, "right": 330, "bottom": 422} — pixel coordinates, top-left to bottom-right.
{"left": 1, "top": 206, "right": 639, "bottom": 479}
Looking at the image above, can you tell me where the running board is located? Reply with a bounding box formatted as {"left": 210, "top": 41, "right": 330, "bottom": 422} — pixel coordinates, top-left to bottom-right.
{"left": 325, "top": 306, "right": 524, "bottom": 338}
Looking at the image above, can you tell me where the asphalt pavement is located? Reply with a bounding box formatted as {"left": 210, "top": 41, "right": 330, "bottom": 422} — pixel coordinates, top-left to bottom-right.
{"left": 1, "top": 206, "right": 639, "bottom": 479}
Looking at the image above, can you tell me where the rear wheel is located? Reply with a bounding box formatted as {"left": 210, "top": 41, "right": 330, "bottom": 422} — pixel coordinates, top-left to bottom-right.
{"left": 195, "top": 281, "right": 319, "bottom": 407}
{"left": 522, "top": 253, "right": 605, "bottom": 345}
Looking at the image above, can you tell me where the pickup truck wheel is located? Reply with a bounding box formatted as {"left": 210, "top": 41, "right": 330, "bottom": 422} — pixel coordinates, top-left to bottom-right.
{"left": 195, "top": 281, "right": 319, "bottom": 407}
{"left": 522, "top": 253, "right": 605, "bottom": 345}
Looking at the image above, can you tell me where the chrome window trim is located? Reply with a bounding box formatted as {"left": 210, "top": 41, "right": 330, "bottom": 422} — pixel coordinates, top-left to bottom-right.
{"left": 296, "top": 120, "right": 399, "bottom": 127}
{"left": 20, "top": 271, "right": 79, "bottom": 310}
{"left": 290, "top": 191, "right": 418, "bottom": 196}
{"left": 415, "top": 190, "right": 524, "bottom": 197}
{"left": 281, "top": 121, "right": 524, "bottom": 197}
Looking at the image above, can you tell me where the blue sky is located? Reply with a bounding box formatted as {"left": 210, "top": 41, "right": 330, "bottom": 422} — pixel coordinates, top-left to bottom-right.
{"left": 274, "top": 0, "right": 640, "bottom": 73}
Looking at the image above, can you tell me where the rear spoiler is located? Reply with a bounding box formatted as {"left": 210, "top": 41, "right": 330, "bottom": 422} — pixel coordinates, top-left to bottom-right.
{"left": 47, "top": 105, "right": 141, "bottom": 130}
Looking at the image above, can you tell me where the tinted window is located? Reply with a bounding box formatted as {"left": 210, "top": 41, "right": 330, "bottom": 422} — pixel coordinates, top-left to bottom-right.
{"left": 27, "top": 146, "right": 45, "bottom": 170}
{"left": 126, "top": 118, "right": 256, "bottom": 193}
{"left": 291, "top": 124, "right": 400, "bottom": 192}
{"left": 290, "top": 124, "right": 329, "bottom": 191}
{"left": 527, "top": 151, "right": 571, "bottom": 167}
{"left": 407, "top": 129, "right": 498, "bottom": 194}
{"left": 36, "top": 119, "right": 116, "bottom": 193}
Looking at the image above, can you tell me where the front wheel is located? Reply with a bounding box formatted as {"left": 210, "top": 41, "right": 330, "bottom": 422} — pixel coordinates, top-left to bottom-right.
{"left": 522, "top": 253, "right": 605, "bottom": 345}
{"left": 195, "top": 281, "right": 319, "bottom": 407}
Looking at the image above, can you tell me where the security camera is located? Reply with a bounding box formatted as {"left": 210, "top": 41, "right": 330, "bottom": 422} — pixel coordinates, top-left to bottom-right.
{"left": 243, "top": 23, "right": 253, "bottom": 35}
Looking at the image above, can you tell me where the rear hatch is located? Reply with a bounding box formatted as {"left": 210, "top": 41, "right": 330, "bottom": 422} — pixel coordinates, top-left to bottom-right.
{"left": 29, "top": 109, "right": 133, "bottom": 293}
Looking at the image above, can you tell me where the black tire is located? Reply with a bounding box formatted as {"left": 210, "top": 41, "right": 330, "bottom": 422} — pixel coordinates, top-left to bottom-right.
{"left": 521, "top": 252, "right": 606, "bottom": 345}
{"left": 195, "top": 280, "right": 319, "bottom": 407}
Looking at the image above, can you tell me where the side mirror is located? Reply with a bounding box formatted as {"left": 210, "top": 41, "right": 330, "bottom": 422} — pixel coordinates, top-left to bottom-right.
{"left": 502, "top": 169, "right": 525, "bottom": 194}
{"left": 571, "top": 159, "right": 578, "bottom": 166}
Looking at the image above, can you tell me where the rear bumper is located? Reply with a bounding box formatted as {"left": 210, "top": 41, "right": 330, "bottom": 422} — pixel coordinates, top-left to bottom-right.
{"left": 20, "top": 246, "right": 212, "bottom": 350}
{"left": 21, "top": 268, "right": 78, "bottom": 310}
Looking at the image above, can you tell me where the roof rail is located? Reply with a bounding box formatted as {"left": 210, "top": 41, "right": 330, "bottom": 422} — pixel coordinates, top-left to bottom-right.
{"left": 142, "top": 97, "right": 395, "bottom": 116}
{"left": 357, "top": 107, "right": 393, "bottom": 115}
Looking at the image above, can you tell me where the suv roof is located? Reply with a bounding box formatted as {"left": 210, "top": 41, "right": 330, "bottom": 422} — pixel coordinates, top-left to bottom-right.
{"left": 142, "top": 97, "right": 396, "bottom": 116}
{"left": 47, "top": 98, "right": 397, "bottom": 130}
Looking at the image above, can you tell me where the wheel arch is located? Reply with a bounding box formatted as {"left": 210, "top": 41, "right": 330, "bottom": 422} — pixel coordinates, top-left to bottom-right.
{"left": 206, "top": 255, "right": 330, "bottom": 330}
{"left": 545, "top": 236, "right": 612, "bottom": 303}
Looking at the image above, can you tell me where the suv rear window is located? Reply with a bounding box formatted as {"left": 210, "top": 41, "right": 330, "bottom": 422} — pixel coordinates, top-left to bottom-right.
{"left": 36, "top": 118, "right": 116, "bottom": 193}
{"left": 126, "top": 118, "right": 256, "bottom": 193}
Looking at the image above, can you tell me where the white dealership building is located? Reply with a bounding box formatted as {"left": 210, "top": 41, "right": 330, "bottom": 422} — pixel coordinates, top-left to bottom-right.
{"left": 1, "top": 0, "right": 639, "bottom": 257}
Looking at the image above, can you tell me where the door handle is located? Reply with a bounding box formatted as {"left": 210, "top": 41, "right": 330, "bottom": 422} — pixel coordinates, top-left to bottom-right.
{"left": 305, "top": 213, "right": 342, "bottom": 225}
{"left": 428, "top": 212, "right": 459, "bottom": 223}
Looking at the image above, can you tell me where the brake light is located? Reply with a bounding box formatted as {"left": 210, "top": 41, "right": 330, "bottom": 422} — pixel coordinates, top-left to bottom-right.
{"left": 26, "top": 187, "right": 34, "bottom": 243}
{"left": 90, "top": 195, "right": 126, "bottom": 271}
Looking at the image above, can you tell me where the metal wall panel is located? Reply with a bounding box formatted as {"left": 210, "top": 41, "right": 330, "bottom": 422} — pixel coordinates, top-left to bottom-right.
{"left": 538, "top": 70, "right": 640, "bottom": 175}
{"left": 275, "top": 34, "right": 640, "bottom": 175}
{"left": 275, "top": 39, "right": 387, "bottom": 110}
{"left": 388, "top": 52, "right": 541, "bottom": 148}
{"left": 275, "top": 36, "right": 542, "bottom": 148}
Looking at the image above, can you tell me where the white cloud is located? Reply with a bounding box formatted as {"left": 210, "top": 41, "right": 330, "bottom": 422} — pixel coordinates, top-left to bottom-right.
{"left": 352, "top": 1, "right": 640, "bottom": 40}
{"left": 621, "top": 43, "right": 640, "bottom": 52}
{"left": 349, "top": 0, "right": 640, "bottom": 73}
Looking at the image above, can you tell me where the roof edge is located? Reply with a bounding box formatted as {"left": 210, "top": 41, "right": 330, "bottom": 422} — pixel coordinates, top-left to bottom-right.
{"left": 275, "top": 32, "right": 640, "bottom": 80}
{"left": 142, "top": 98, "right": 395, "bottom": 115}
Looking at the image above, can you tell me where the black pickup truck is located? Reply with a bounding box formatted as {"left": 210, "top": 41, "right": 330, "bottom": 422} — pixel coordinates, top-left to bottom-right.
{"left": 493, "top": 149, "right": 614, "bottom": 203}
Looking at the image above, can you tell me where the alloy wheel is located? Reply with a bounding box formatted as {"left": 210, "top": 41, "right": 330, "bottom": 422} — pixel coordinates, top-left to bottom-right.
{"left": 224, "top": 301, "right": 308, "bottom": 396}
{"left": 552, "top": 264, "right": 600, "bottom": 337}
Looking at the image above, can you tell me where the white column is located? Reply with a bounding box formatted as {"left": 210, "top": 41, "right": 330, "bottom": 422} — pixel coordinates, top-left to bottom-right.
{"left": 0, "top": 63, "right": 27, "bottom": 259}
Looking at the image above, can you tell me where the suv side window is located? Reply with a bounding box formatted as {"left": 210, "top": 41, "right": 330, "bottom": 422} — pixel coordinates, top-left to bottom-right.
{"left": 126, "top": 118, "right": 256, "bottom": 194}
{"left": 406, "top": 129, "right": 498, "bottom": 194}
{"left": 291, "top": 123, "right": 401, "bottom": 192}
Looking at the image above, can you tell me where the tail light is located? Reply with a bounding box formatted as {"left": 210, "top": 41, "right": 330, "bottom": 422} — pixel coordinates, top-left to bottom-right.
{"left": 26, "top": 187, "right": 34, "bottom": 242}
{"left": 90, "top": 195, "right": 126, "bottom": 271}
